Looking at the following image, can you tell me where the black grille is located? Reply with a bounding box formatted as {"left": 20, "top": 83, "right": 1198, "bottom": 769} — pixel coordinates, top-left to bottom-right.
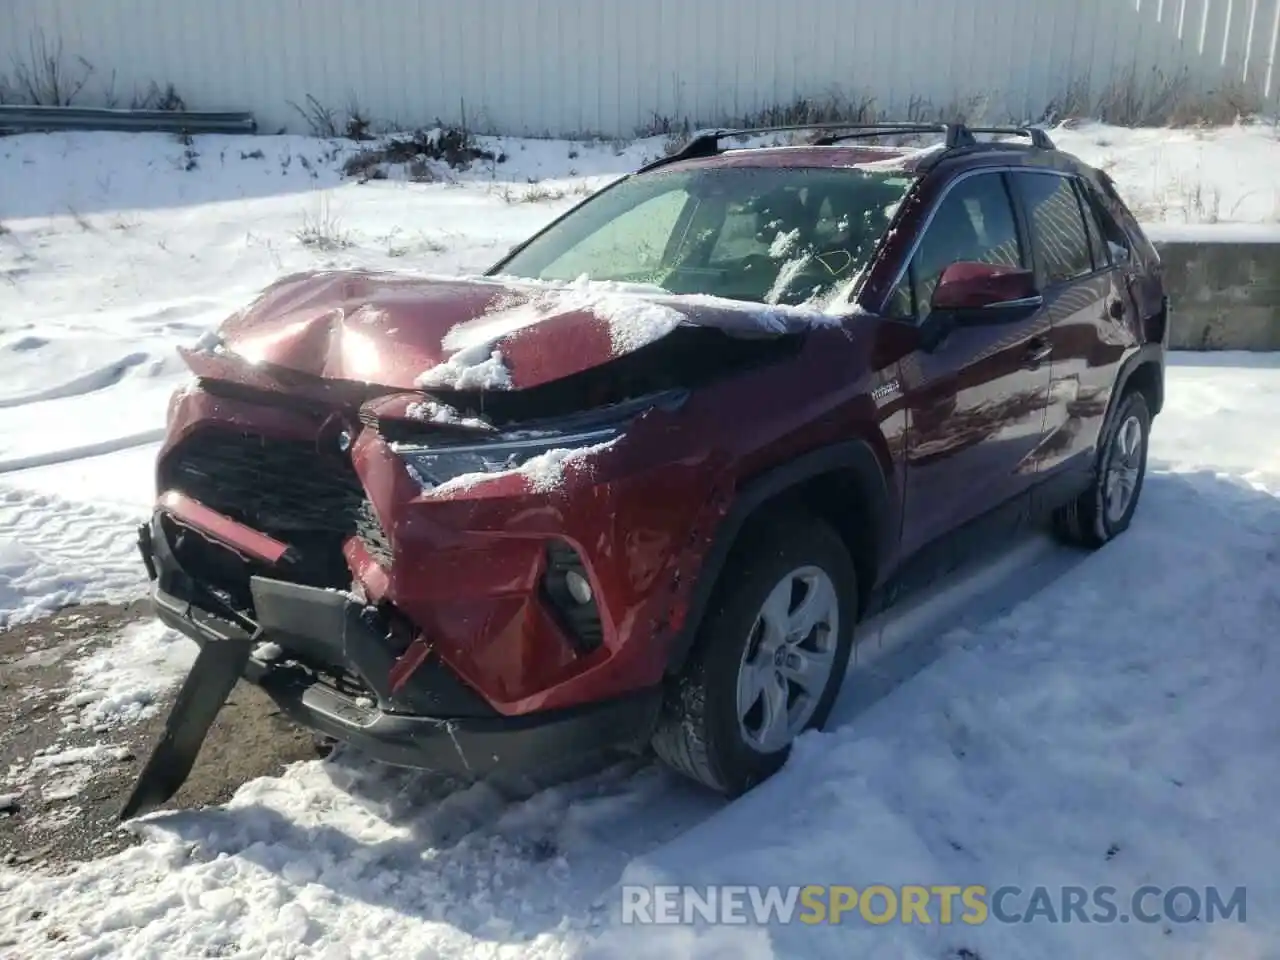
{"left": 161, "top": 430, "right": 392, "bottom": 572}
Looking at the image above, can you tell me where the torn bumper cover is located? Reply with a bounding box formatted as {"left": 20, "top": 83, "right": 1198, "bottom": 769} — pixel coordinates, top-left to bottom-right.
{"left": 122, "top": 511, "right": 660, "bottom": 819}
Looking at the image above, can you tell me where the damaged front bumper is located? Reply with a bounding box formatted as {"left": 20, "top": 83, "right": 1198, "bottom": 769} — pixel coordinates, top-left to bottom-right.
{"left": 122, "top": 511, "right": 660, "bottom": 819}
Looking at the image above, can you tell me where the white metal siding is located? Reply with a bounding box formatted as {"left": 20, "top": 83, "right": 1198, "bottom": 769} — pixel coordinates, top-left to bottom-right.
{"left": 2, "top": 0, "right": 1276, "bottom": 136}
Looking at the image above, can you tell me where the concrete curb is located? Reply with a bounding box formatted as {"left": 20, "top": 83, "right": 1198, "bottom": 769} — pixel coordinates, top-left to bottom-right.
{"left": 1154, "top": 240, "right": 1280, "bottom": 351}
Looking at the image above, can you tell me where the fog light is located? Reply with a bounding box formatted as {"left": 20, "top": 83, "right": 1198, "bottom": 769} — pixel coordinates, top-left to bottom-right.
{"left": 542, "top": 541, "right": 603, "bottom": 654}
{"left": 565, "top": 570, "right": 593, "bottom": 605}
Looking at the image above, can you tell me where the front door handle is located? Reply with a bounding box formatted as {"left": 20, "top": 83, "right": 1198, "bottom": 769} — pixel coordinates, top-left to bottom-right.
{"left": 1023, "top": 337, "right": 1053, "bottom": 369}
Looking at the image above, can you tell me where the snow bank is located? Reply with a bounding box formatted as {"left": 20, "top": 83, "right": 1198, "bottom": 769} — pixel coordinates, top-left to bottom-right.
{"left": 1143, "top": 223, "right": 1280, "bottom": 244}
{"left": 1052, "top": 120, "right": 1280, "bottom": 225}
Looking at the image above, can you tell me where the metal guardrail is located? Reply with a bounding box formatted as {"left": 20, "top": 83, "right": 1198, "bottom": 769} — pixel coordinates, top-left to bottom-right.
{"left": 0, "top": 104, "right": 257, "bottom": 135}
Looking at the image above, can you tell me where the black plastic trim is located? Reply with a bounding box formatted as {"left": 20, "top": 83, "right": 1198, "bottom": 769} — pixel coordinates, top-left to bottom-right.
{"left": 141, "top": 513, "right": 662, "bottom": 777}
{"left": 664, "top": 439, "right": 893, "bottom": 674}
{"left": 1109, "top": 342, "right": 1166, "bottom": 421}
{"left": 151, "top": 584, "right": 659, "bottom": 776}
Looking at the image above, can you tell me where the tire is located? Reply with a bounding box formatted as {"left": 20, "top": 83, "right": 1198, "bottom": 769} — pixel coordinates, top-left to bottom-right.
{"left": 652, "top": 513, "right": 858, "bottom": 796}
{"left": 1053, "top": 390, "right": 1151, "bottom": 548}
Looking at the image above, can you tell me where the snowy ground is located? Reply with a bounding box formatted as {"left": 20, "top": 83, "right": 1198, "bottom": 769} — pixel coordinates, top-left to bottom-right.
{"left": 0, "top": 123, "right": 1278, "bottom": 958}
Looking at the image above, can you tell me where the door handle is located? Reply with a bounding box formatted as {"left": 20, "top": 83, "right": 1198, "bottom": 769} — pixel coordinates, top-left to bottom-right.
{"left": 1108, "top": 299, "right": 1126, "bottom": 319}
{"left": 1023, "top": 338, "right": 1053, "bottom": 369}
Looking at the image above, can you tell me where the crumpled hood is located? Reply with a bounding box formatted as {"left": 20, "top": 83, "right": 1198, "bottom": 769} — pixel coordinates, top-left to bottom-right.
{"left": 184, "top": 270, "right": 833, "bottom": 393}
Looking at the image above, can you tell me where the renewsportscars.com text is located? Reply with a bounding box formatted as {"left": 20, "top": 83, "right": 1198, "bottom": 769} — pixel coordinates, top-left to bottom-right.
{"left": 621, "top": 884, "right": 1247, "bottom": 926}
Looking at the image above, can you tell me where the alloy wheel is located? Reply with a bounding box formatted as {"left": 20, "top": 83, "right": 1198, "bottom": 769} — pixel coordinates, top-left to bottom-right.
{"left": 735, "top": 565, "right": 840, "bottom": 753}
{"left": 1105, "top": 414, "right": 1144, "bottom": 524}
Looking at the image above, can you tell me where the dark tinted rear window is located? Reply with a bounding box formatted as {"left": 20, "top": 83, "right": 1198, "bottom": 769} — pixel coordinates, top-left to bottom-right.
{"left": 1014, "top": 173, "right": 1093, "bottom": 284}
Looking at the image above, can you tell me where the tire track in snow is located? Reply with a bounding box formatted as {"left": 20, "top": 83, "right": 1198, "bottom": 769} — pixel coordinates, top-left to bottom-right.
{"left": 0, "top": 486, "right": 148, "bottom": 627}
{"left": 0, "top": 430, "right": 165, "bottom": 476}
{"left": 0, "top": 429, "right": 166, "bottom": 475}
{"left": 0, "top": 351, "right": 151, "bottom": 409}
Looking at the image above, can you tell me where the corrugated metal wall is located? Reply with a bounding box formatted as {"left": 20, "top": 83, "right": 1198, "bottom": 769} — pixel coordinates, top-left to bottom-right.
{"left": 2, "top": 0, "right": 1276, "bottom": 136}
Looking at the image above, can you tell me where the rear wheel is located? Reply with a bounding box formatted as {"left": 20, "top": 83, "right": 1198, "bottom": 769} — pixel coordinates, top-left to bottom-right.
{"left": 1053, "top": 390, "right": 1151, "bottom": 548}
{"left": 652, "top": 514, "right": 858, "bottom": 796}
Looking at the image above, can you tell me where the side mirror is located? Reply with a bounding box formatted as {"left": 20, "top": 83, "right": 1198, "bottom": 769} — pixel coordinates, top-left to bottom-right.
{"left": 930, "top": 261, "right": 1041, "bottom": 318}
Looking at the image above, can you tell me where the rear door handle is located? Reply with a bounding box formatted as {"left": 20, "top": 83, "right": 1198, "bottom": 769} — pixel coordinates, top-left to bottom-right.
{"left": 1023, "top": 337, "right": 1053, "bottom": 368}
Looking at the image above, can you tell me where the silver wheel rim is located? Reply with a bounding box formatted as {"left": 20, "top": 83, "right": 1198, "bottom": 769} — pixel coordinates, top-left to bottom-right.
{"left": 736, "top": 566, "right": 839, "bottom": 754}
{"left": 1105, "top": 414, "right": 1143, "bottom": 523}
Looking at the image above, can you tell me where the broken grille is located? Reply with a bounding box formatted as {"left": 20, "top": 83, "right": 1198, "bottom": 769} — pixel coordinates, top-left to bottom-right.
{"left": 161, "top": 430, "right": 392, "bottom": 569}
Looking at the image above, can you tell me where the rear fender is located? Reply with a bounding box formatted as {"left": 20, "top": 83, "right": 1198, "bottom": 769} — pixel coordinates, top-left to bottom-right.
{"left": 1107, "top": 342, "right": 1166, "bottom": 424}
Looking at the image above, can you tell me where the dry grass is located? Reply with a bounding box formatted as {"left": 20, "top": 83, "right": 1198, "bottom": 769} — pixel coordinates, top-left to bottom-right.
{"left": 289, "top": 94, "right": 375, "bottom": 141}
{"left": 64, "top": 206, "right": 97, "bottom": 233}
{"left": 1043, "top": 66, "right": 1263, "bottom": 127}
{"left": 0, "top": 32, "right": 93, "bottom": 106}
{"left": 342, "top": 126, "right": 504, "bottom": 182}
{"left": 383, "top": 228, "right": 448, "bottom": 258}
{"left": 1179, "top": 181, "right": 1222, "bottom": 223}
{"left": 645, "top": 71, "right": 1268, "bottom": 152}
{"left": 295, "top": 194, "right": 352, "bottom": 250}
{"left": 516, "top": 183, "right": 565, "bottom": 203}
{"left": 1125, "top": 176, "right": 1280, "bottom": 225}
{"left": 493, "top": 179, "right": 595, "bottom": 205}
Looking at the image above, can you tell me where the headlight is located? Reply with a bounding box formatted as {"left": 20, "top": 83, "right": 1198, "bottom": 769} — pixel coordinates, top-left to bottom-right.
{"left": 394, "top": 425, "right": 623, "bottom": 490}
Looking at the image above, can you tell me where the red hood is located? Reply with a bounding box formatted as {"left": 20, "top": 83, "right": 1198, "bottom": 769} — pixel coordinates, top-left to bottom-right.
{"left": 181, "top": 270, "right": 829, "bottom": 395}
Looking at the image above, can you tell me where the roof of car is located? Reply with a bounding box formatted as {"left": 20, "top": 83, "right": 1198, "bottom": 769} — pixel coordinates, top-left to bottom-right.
{"left": 659, "top": 144, "right": 916, "bottom": 172}
{"left": 638, "top": 125, "right": 1070, "bottom": 178}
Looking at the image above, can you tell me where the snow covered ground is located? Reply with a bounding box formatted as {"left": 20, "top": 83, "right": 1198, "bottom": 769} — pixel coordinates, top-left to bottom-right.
{"left": 0, "top": 122, "right": 1278, "bottom": 958}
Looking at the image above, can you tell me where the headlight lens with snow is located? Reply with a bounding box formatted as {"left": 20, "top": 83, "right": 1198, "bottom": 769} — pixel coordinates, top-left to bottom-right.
{"left": 394, "top": 425, "right": 623, "bottom": 490}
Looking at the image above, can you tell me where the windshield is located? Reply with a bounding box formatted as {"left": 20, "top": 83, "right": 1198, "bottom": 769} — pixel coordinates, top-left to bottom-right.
{"left": 491, "top": 166, "right": 915, "bottom": 308}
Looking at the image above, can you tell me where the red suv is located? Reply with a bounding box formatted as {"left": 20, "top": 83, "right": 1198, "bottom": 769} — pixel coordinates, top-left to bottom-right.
{"left": 125, "top": 123, "right": 1168, "bottom": 817}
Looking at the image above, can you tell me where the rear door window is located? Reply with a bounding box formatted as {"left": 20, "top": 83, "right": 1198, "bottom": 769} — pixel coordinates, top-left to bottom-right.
{"left": 1078, "top": 181, "right": 1133, "bottom": 266}
{"left": 1074, "top": 180, "right": 1111, "bottom": 271}
{"left": 1012, "top": 173, "right": 1094, "bottom": 285}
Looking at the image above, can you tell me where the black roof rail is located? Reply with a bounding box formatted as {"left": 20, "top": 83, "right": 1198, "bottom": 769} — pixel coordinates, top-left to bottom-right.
{"left": 947, "top": 125, "right": 1056, "bottom": 150}
{"left": 636, "top": 121, "right": 1054, "bottom": 172}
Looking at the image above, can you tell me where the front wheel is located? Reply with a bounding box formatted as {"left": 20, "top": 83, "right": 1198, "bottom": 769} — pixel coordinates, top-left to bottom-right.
{"left": 652, "top": 514, "right": 858, "bottom": 796}
{"left": 1054, "top": 390, "right": 1151, "bottom": 548}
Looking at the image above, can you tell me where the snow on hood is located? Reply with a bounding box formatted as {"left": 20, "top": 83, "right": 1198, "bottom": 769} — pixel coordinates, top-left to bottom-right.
{"left": 416, "top": 276, "right": 690, "bottom": 390}
{"left": 189, "top": 270, "right": 846, "bottom": 395}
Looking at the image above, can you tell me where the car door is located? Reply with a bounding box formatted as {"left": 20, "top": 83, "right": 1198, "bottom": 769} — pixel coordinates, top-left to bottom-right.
{"left": 1008, "top": 171, "right": 1139, "bottom": 489}
{"left": 889, "top": 170, "right": 1055, "bottom": 562}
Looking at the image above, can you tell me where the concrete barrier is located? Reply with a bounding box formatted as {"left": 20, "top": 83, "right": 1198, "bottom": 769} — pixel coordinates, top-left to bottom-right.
{"left": 1153, "top": 237, "right": 1280, "bottom": 351}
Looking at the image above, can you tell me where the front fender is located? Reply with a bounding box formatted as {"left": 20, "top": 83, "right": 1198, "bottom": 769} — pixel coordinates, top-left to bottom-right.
{"left": 664, "top": 438, "right": 893, "bottom": 674}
